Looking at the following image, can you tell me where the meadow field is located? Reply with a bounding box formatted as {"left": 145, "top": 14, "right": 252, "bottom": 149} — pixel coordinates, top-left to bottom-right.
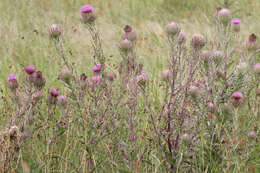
{"left": 0, "top": 0, "right": 259, "bottom": 172}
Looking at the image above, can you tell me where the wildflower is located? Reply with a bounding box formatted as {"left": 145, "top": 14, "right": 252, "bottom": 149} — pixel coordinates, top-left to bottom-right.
{"left": 91, "top": 75, "right": 101, "bottom": 84}
{"left": 24, "top": 66, "right": 36, "bottom": 75}
{"left": 231, "top": 91, "right": 243, "bottom": 107}
{"left": 48, "top": 24, "right": 62, "bottom": 39}
{"left": 231, "top": 18, "right": 241, "bottom": 32}
{"left": 137, "top": 71, "right": 148, "bottom": 85}
{"left": 119, "top": 39, "right": 133, "bottom": 52}
{"left": 80, "top": 5, "right": 96, "bottom": 24}
{"left": 256, "top": 89, "right": 260, "bottom": 97}
{"left": 216, "top": 8, "right": 231, "bottom": 25}
{"left": 92, "top": 64, "right": 101, "bottom": 74}
{"left": 121, "top": 25, "right": 137, "bottom": 42}
{"left": 165, "top": 22, "right": 181, "bottom": 36}
{"left": 246, "top": 34, "right": 258, "bottom": 51}
{"left": 253, "top": 63, "right": 260, "bottom": 74}
{"left": 57, "top": 96, "right": 67, "bottom": 108}
{"left": 207, "top": 102, "right": 217, "bottom": 113}
{"left": 107, "top": 72, "right": 116, "bottom": 81}
{"left": 200, "top": 50, "right": 213, "bottom": 62}
{"left": 8, "top": 74, "right": 19, "bottom": 90}
{"left": 48, "top": 89, "right": 59, "bottom": 105}
{"left": 32, "top": 71, "right": 45, "bottom": 89}
{"left": 190, "top": 34, "right": 205, "bottom": 51}
{"left": 9, "top": 126, "right": 19, "bottom": 138}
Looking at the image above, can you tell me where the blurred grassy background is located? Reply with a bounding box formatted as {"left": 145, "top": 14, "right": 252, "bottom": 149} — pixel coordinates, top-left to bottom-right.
{"left": 0, "top": 0, "right": 259, "bottom": 88}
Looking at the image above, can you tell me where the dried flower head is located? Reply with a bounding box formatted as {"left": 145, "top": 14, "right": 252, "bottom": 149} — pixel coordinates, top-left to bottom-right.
{"left": 48, "top": 24, "right": 62, "bottom": 39}
{"left": 178, "top": 31, "right": 186, "bottom": 45}
{"left": 212, "top": 50, "right": 225, "bottom": 65}
{"left": 80, "top": 5, "right": 96, "bottom": 24}
{"left": 190, "top": 85, "right": 200, "bottom": 98}
{"left": 24, "top": 66, "right": 36, "bottom": 75}
{"left": 137, "top": 71, "right": 148, "bottom": 85}
{"left": 190, "top": 34, "right": 206, "bottom": 51}
{"left": 32, "top": 71, "right": 46, "bottom": 89}
{"left": 32, "top": 90, "right": 43, "bottom": 104}
{"left": 165, "top": 22, "right": 181, "bottom": 36}
{"left": 8, "top": 74, "right": 19, "bottom": 90}
{"left": 246, "top": 34, "right": 258, "bottom": 51}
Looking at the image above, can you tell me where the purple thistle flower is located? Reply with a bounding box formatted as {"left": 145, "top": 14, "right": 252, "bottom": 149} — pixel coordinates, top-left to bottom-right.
{"left": 50, "top": 89, "right": 59, "bottom": 97}
{"left": 57, "top": 95, "right": 67, "bottom": 108}
{"left": 232, "top": 18, "right": 241, "bottom": 25}
{"left": 231, "top": 18, "right": 241, "bottom": 32}
{"left": 232, "top": 91, "right": 243, "bottom": 100}
{"left": 80, "top": 5, "right": 93, "bottom": 13}
{"left": 91, "top": 75, "right": 101, "bottom": 84}
{"left": 8, "top": 74, "right": 19, "bottom": 90}
{"left": 92, "top": 64, "right": 101, "bottom": 73}
{"left": 24, "top": 66, "right": 36, "bottom": 75}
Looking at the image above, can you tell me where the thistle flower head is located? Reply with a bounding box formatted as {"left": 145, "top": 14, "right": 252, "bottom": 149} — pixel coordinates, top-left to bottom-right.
{"left": 231, "top": 18, "right": 241, "bottom": 32}
{"left": 48, "top": 24, "right": 61, "bottom": 39}
{"left": 50, "top": 89, "right": 59, "bottom": 97}
{"left": 107, "top": 72, "right": 116, "bottom": 81}
{"left": 190, "top": 34, "right": 206, "bottom": 51}
{"left": 119, "top": 39, "right": 133, "bottom": 52}
{"left": 92, "top": 64, "right": 101, "bottom": 73}
{"left": 32, "top": 90, "right": 43, "bottom": 103}
{"left": 24, "top": 66, "right": 36, "bottom": 75}
{"left": 80, "top": 5, "right": 93, "bottom": 13}
{"left": 165, "top": 22, "right": 181, "bottom": 36}
{"left": 248, "top": 130, "right": 257, "bottom": 138}
{"left": 212, "top": 50, "right": 225, "bottom": 64}
{"left": 57, "top": 95, "right": 67, "bottom": 108}
{"left": 79, "top": 73, "right": 87, "bottom": 89}
{"left": 217, "top": 8, "right": 231, "bottom": 25}
{"left": 190, "top": 85, "right": 200, "bottom": 97}
{"left": 8, "top": 74, "right": 19, "bottom": 90}
{"left": 231, "top": 91, "right": 243, "bottom": 107}
{"left": 32, "top": 71, "right": 45, "bottom": 89}
{"left": 80, "top": 5, "right": 96, "bottom": 23}
{"left": 253, "top": 63, "right": 260, "bottom": 74}
{"left": 200, "top": 50, "right": 213, "bottom": 62}
{"left": 246, "top": 34, "right": 258, "bottom": 51}
{"left": 137, "top": 71, "right": 148, "bottom": 85}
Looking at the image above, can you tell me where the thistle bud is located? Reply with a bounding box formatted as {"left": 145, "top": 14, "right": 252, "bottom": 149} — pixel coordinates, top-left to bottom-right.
{"left": 8, "top": 74, "right": 19, "bottom": 90}
{"left": 231, "top": 91, "right": 243, "bottom": 107}
{"left": 59, "top": 68, "right": 72, "bottom": 84}
{"left": 80, "top": 5, "right": 96, "bottom": 24}
{"left": 137, "top": 71, "right": 148, "bottom": 85}
{"left": 32, "top": 71, "right": 46, "bottom": 89}
{"left": 212, "top": 50, "right": 225, "bottom": 65}
{"left": 217, "top": 8, "right": 231, "bottom": 25}
{"left": 231, "top": 18, "right": 241, "bottom": 32}
{"left": 253, "top": 63, "right": 260, "bottom": 74}
{"left": 121, "top": 25, "right": 137, "bottom": 42}
{"left": 57, "top": 96, "right": 67, "bottom": 108}
{"left": 246, "top": 34, "right": 258, "bottom": 51}
{"left": 165, "top": 22, "right": 181, "bottom": 37}
{"left": 119, "top": 39, "right": 133, "bottom": 52}
{"left": 178, "top": 32, "right": 186, "bottom": 45}
{"left": 24, "top": 66, "right": 36, "bottom": 75}
{"left": 32, "top": 90, "right": 43, "bottom": 104}
{"left": 79, "top": 73, "right": 87, "bottom": 89}
{"left": 48, "top": 24, "right": 61, "bottom": 39}
{"left": 190, "top": 85, "right": 200, "bottom": 97}
{"left": 190, "top": 34, "right": 205, "bottom": 51}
